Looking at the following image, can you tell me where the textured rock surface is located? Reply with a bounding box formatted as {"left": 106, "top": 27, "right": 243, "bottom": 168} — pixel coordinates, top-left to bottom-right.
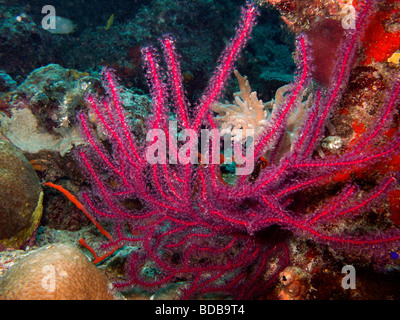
{"left": 0, "top": 140, "right": 43, "bottom": 248}
{"left": 0, "top": 243, "right": 117, "bottom": 300}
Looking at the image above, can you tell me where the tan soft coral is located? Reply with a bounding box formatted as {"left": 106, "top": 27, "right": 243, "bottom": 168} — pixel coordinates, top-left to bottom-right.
{"left": 212, "top": 70, "right": 269, "bottom": 142}
{"left": 0, "top": 244, "right": 117, "bottom": 300}
{"left": 212, "top": 70, "right": 312, "bottom": 162}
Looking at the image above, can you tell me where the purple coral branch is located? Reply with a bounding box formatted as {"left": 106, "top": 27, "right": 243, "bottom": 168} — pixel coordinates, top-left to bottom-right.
{"left": 161, "top": 35, "right": 190, "bottom": 129}
{"left": 254, "top": 36, "right": 310, "bottom": 160}
{"left": 192, "top": 2, "right": 259, "bottom": 132}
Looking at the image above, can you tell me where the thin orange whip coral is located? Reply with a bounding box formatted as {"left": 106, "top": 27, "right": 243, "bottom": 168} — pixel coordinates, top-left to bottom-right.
{"left": 44, "top": 182, "right": 122, "bottom": 264}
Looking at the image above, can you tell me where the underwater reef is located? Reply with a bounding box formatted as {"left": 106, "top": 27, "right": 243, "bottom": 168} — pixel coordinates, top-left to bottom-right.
{"left": 1, "top": 0, "right": 400, "bottom": 300}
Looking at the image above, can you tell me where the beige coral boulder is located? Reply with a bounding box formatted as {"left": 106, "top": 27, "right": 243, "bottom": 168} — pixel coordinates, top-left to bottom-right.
{"left": 0, "top": 244, "right": 117, "bottom": 300}
{"left": 0, "top": 140, "right": 43, "bottom": 248}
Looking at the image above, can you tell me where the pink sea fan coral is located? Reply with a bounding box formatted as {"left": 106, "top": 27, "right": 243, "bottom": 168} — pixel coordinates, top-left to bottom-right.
{"left": 72, "top": 0, "right": 400, "bottom": 299}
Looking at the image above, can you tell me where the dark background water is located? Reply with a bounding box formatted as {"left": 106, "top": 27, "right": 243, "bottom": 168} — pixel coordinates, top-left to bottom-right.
{"left": 0, "top": 0, "right": 295, "bottom": 100}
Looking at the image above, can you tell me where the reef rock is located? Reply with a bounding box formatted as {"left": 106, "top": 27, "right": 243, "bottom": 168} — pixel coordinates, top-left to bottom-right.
{"left": 0, "top": 140, "right": 43, "bottom": 248}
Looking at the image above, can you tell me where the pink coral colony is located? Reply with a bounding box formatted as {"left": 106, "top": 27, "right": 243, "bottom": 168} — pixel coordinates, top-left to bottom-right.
{"left": 50, "top": 0, "right": 400, "bottom": 299}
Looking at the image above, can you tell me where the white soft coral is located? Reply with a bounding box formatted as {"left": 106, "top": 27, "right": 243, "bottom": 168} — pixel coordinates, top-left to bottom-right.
{"left": 212, "top": 70, "right": 268, "bottom": 142}
{"left": 212, "top": 70, "right": 313, "bottom": 162}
